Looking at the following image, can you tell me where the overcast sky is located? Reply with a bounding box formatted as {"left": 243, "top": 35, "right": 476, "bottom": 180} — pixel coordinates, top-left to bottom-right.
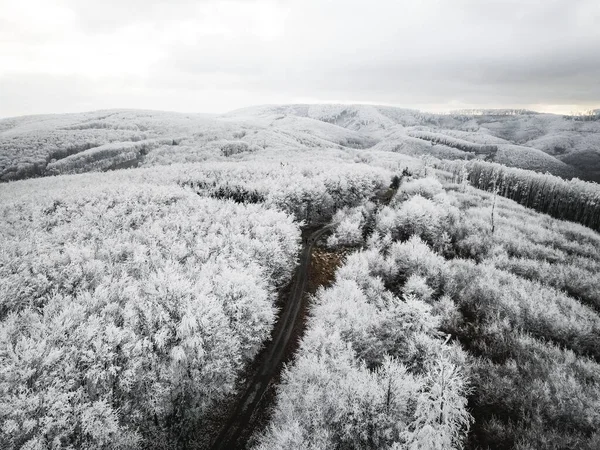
{"left": 1, "top": 0, "right": 599, "bottom": 117}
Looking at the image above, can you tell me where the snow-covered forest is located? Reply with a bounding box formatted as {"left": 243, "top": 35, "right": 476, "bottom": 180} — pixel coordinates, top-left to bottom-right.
{"left": 1, "top": 105, "right": 600, "bottom": 450}
{"left": 257, "top": 176, "right": 600, "bottom": 449}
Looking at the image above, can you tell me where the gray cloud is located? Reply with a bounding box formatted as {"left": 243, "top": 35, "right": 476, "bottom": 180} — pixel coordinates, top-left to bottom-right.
{"left": 63, "top": 0, "right": 200, "bottom": 32}
{"left": 1, "top": 0, "right": 599, "bottom": 117}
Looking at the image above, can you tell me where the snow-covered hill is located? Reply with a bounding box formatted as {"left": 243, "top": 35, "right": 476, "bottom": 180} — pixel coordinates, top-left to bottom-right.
{"left": 1, "top": 104, "right": 598, "bottom": 182}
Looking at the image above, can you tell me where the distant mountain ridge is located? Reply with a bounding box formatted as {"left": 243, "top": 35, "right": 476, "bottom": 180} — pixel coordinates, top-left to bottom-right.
{"left": 1, "top": 104, "right": 599, "bottom": 182}
{"left": 448, "top": 108, "right": 539, "bottom": 116}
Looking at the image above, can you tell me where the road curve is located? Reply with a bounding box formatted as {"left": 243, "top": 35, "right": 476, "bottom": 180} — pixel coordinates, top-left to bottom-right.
{"left": 209, "top": 224, "right": 333, "bottom": 450}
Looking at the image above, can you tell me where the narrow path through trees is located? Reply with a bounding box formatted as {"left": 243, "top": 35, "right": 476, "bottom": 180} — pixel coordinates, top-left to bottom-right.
{"left": 209, "top": 224, "right": 333, "bottom": 450}
{"left": 209, "top": 186, "right": 398, "bottom": 449}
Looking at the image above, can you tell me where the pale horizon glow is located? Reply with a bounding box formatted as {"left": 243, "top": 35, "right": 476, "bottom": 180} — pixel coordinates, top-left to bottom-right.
{"left": 1, "top": 0, "right": 599, "bottom": 118}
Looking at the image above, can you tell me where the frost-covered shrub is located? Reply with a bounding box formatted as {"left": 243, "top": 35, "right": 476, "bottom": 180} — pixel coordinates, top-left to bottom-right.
{"left": 327, "top": 202, "right": 376, "bottom": 247}
{"left": 376, "top": 195, "right": 458, "bottom": 252}
{"left": 335, "top": 249, "right": 391, "bottom": 303}
{"left": 220, "top": 140, "right": 257, "bottom": 157}
{"left": 405, "top": 357, "right": 472, "bottom": 450}
{"left": 385, "top": 236, "right": 449, "bottom": 294}
{"left": 327, "top": 207, "right": 364, "bottom": 247}
{"left": 451, "top": 207, "right": 495, "bottom": 261}
{"left": 0, "top": 183, "right": 301, "bottom": 448}
{"left": 403, "top": 274, "right": 434, "bottom": 304}
{"left": 328, "top": 215, "right": 362, "bottom": 247}
{"left": 393, "top": 176, "right": 444, "bottom": 202}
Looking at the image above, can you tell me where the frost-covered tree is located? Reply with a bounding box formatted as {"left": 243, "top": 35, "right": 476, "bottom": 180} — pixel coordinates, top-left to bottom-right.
{"left": 0, "top": 182, "right": 301, "bottom": 448}
{"left": 254, "top": 244, "right": 471, "bottom": 450}
{"left": 327, "top": 202, "right": 376, "bottom": 247}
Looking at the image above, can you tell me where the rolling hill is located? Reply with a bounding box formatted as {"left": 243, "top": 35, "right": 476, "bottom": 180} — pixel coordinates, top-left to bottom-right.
{"left": 2, "top": 105, "right": 598, "bottom": 183}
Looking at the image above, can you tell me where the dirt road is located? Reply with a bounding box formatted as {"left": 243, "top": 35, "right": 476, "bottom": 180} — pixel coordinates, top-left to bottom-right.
{"left": 209, "top": 224, "right": 333, "bottom": 450}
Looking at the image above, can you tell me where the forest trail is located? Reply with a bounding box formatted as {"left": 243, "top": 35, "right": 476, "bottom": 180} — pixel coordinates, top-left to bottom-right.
{"left": 209, "top": 224, "right": 333, "bottom": 450}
